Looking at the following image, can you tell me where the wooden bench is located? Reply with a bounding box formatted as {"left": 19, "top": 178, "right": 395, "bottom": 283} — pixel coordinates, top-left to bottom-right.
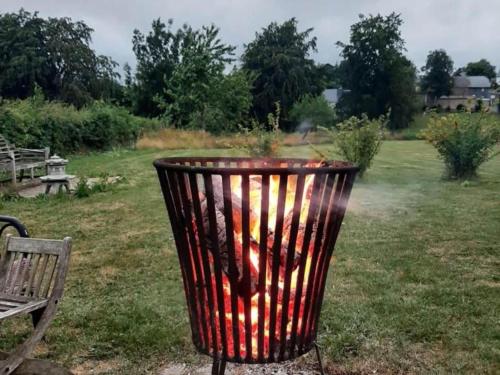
{"left": 0, "top": 236, "right": 72, "bottom": 375}
{"left": 0, "top": 135, "right": 50, "bottom": 186}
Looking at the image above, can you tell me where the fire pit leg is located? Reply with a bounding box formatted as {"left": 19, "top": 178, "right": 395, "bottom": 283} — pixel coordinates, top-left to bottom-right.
{"left": 314, "top": 342, "right": 326, "bottom": 375}
{"left": 211, "top": 358, "right": 226, "bottom": 375}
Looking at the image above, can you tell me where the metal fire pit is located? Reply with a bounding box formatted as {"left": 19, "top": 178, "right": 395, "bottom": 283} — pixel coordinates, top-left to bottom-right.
{"left": 154, "top": 157, "right": 358, "bottom": 374}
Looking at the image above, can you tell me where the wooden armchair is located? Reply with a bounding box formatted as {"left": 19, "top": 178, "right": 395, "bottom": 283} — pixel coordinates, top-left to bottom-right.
{"left": 0, "top": 236, "right": 72, "bottom": 375}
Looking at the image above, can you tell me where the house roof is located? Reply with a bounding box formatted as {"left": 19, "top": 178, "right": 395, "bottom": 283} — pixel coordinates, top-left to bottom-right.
{"left": 454, "top": 75, "right": 491, "bottom": 88}
{"left": 323, "top": 88, "right": 340, "bottom": 104}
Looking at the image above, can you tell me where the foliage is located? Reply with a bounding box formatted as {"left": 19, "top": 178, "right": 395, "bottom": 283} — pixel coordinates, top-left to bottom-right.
{"left": 169, "top": 67, "right": 252, "bottom": 132}
{"left": 162, "top": 26, "right": 235, "bottom": 127}
{"left": 74, "top": 177, "right": 92, "bottom": 198}
{"left": 464, "top": 59, "right": 496, "bottom": 80}
{"left": 238, "top": 103, "right": 282, "bottom": 157}
{"left": 317, "top": 63, "right": 345, "bottom": 89}
{"left": 421, "top": 112, "right": 500, "bottom": 179}
{"left": 321, "top": 114, "right": 386, "bottom": 177}
{"left": 242, "top": 18, "right": 325, "bottom": 129}
{"left": 421, "top": 50, "right": 454, "bottom": 103}
{"left": 0, "top": 94, "right": 165, "bottom": 154}
{"left": 131, "top": 19, "right": 250, "bottom": 133}
{"left": 0, "top": 9, "right": 120, "bottom": 107}
{"left": 204, "top": 69, "right": 253, "bottom": 133}
{"left": 130, "top": 19, "right": 182, "bottom": 116}
{"left": 336, "top": 13, "right": 418, "bottom": 130}
{"left": 131, "top": 19, "right": 235, "bottom": 119}
{"left": 74, "top": 173, "right": 116, "bottom": 198}
{"left": 289, "top": 94, "right": 336, "bottom": 130}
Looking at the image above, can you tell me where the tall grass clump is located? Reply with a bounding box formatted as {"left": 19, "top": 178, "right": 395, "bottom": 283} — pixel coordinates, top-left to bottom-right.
{"left": 421, "top": 112, "right": 500, "bottom": 179}
{"left": 237, "top": 103, "right": 282, "bottom": 157}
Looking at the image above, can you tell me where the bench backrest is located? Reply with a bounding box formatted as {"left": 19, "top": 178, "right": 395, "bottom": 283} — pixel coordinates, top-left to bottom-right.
{"left": 0, "top": 135, "right": 11, "bottom": 153}
{"left": 0, "top": 236, "right": 71, "bottom": 300}
{"left": 0, "top": 135, "right": 12, "bottom": 165}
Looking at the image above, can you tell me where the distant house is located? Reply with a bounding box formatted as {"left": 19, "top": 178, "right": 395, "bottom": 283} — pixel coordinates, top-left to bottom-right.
{"left": 434, "top": 74, "right": 496, "bottom": 111}
{"left": 451, "top": 75, "right": 491, "bottom": 98}
{"left": 322, "top": 88, "right": 349, "bottom": 107}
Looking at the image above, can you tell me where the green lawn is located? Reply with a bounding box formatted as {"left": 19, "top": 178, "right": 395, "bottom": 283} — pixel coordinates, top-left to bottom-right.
{"left": 0, "top": 141, "right": 499, "bottom": 374}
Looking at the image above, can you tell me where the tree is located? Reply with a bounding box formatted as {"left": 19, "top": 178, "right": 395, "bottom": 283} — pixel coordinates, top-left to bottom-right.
{"left": 242, "top": 18, "right": 325, "bottom": 129}
{"left": 421, "top": 50, "right": 454, "bottom": 105}
{"left": 131, "top": 19, "right": 183, "bottom": 116}
{"left": 289, "top": 94, "right": 336, "bottom": 129}
{"left": 163, "top": 24, "right": 235, "bottom": 127}
{"left": 186, "top": 68, "right": 254, "bottom": 133}
{"left": 207, "top": 69, "right": 253, "bottom": 132}
{"left": 317, "top": 63, "right": 346, "bottom": 88}
{"left": 336, "top": 13, "right": 418, "bottom": 130}
{"left": 131, "top": 19, "right": 234, "bottom": 118}
{"left": 464, "top": 59, "right": 496, "bottom": 80}
{"left": 0, "top": 9, "right": 120, "bottom": 107}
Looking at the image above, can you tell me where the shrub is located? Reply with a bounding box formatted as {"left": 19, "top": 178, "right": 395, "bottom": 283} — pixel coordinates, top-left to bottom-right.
{"left": 321, "top": 114, "right": 386, "bottom": 177}
{"left": 0, "top": 97, "right": 166, "bottom": 155}
{"left": 81, "top": 103, "right": 143, "bottom": 150}
{"left": 421, "top": 112, "right": 500, "bottom": 179}
{"left": 289, "top": 94, "right": 337, "bottom": 131}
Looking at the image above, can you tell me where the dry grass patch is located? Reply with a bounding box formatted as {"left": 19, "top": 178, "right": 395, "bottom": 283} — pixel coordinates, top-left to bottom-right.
{"left": 137, "top": 128, "right": 331, "bottom": 150}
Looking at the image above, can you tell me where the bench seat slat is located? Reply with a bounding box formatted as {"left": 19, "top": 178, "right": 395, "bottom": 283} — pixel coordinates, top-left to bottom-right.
{"left": 0, "top": 293, "right": 48, "bottom": 320}
{"left": 0, "top": 300, "right": 22, "bottom": 308}
{"left": 0, "top": 293, "right": 34, "bottom": 303}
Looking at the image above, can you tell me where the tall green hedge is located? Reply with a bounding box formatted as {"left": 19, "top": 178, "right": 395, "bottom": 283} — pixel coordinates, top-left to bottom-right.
{"left": 0, "top": 98, "right": 165, "bottom": 155}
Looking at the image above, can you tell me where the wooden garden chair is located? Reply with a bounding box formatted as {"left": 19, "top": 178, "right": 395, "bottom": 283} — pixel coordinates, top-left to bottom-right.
{"left": 0, "top": 236, "right": 72, "bottom": 375}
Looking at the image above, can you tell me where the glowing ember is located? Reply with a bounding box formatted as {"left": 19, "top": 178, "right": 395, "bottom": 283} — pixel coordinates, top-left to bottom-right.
{"left": 195, "top": 163, "right": 322, "bottom": 359}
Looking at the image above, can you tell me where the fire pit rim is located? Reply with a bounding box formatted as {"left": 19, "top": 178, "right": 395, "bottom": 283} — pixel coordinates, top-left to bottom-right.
{"left": 153, "top": 156, "right": 360, "bottom": 174}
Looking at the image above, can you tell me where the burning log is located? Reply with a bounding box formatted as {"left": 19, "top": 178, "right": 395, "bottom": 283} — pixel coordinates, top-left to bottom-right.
{"left": 210, "top": 176, "right": 299, "bottom": 265}
{"left": 195, "top": 175, "right": 316, "bottom": 296}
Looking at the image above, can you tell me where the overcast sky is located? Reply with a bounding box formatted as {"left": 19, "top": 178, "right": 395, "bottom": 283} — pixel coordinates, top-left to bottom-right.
{"left": 2, "top": 0, "right": 500, "bottom": 75}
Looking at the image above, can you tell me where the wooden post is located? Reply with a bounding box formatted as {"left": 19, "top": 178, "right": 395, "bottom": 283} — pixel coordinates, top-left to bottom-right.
{"left": 44, "top": 147, "right": 50, "bottom": 175}
{"left": 9, "top": 150, "right": 16, "bottom": 186}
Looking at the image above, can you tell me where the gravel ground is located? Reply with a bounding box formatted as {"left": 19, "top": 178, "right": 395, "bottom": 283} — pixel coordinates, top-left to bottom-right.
{"left": 160, "top": 356, "right": 325, "bottom": 374}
